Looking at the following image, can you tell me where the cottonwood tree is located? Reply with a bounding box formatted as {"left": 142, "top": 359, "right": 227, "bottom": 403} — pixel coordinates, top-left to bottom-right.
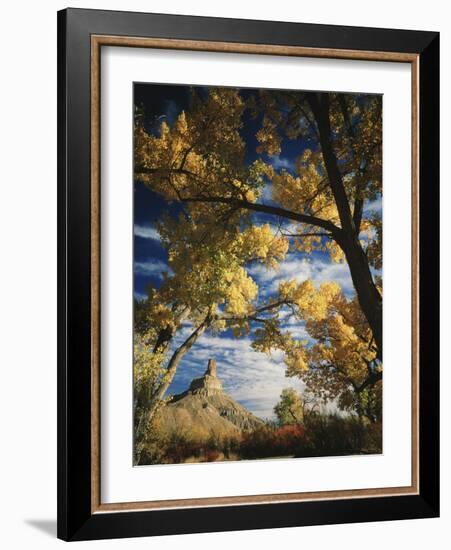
{"left": 274, "top": 388, "right": 304, "bottom": 426}
{"left": 135, "top": 87, "right": 382, "bottom": 359}
{"left": 253, "top": 279, "right": 382, "bottom": 422}
{"left": 133, "top": 213, "right": 289, "bottom": 462}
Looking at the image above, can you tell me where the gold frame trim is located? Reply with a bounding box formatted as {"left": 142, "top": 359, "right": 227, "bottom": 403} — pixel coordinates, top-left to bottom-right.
{"left": 90, "top": 35, "right": 420, "bottom": 514}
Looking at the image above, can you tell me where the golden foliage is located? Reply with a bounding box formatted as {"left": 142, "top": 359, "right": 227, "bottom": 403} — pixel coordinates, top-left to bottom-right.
{"left": 133, "top": 87, "right": 383, "bottom": 425}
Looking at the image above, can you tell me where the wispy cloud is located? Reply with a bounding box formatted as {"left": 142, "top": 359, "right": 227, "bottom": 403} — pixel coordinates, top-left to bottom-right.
{"left": 134, "top": 259, "right": 170, "bottom": 279}
{"left": 249, "top": 257, "right": 354, "bottom": 296}
{"left": 363, "top": 196, "right": 382, "bottom": 215}
{"left": 282, "top": 315, "right": 310, "bottom": 341}
{"left": 134, "top": 224, "right": 161, "bottom": 241}
{"left": 170, "top": 332, "right": 304, "bottom": 419}
{"left": 260, "top": 183, "right": 273, "bottom": 204}
{"left": 270, "top": 155, "right": 294, "bottom": 171}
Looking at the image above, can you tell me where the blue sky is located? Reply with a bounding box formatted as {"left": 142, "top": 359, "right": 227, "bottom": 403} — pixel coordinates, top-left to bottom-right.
{"left": 133, "top": 83, "right": 381, "bottom": 419}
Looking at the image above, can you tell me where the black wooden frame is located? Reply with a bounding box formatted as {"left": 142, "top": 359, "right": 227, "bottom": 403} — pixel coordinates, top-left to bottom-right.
{"left": 57, "top": 8, "right": 439, "bottom": 541}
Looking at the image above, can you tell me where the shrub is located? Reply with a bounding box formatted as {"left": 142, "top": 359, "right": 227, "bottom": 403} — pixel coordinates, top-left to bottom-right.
{"left": 240, "top": 424, "right": 308, "bottom": 459}
{"left": 204, "top": 449, "right": 221, "bottom": 462}
{"left": 139, "top": 414, "right": 382, "bottom": 464}
{"left": 297, "top": 414, "right": 382, "bottom": 457}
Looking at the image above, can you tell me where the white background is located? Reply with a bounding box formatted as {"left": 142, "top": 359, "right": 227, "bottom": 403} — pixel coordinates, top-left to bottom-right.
{"left": 0, "top": 0, "right": 448, "bottom": 548}
{"left": 102, "top": 48, "right": 412, "bottom": 503}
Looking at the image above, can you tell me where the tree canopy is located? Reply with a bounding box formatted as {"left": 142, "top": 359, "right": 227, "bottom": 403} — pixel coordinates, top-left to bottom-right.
{"left": 135, "top": 87, "right": 382, "bottom": 355}
{"left": 133, "top": 85, "right": 383, "bottom": 456}
{"left": 274, "top": 388, "right": 304, "bottom": 426}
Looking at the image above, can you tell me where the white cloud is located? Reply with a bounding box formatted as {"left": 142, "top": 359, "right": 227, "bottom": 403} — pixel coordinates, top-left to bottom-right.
{"left": 134, "top": 259, "right": 170, "bottom": 279}
{"left": 282, "top": 317, "right": 310, "bottom": 341}
{"left": 134, "top": 224, "right": 161, "bottom": 241}
{"left": 363, "top": 196, "right": 382, "bottom": 215}
{"left": 270, "top": 155, "right": 294, "bottom": 171}
{"left": 260, "top": 182, "right": 273, "bottom": 204}
{"left": 169, "top": 329, "right": 305, "bottom": 419}
{"left": 249, "top": 256, "right": 354, "bottom": 296}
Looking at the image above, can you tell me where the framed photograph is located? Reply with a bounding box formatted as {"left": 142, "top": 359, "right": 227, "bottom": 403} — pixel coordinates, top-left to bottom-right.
{"left": 57, "top": 8, "right": 439, "bottom": 541}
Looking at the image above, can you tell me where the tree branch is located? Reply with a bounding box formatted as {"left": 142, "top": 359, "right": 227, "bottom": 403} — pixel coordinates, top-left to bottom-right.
{"left": 135, "top": 166, "right": 342, "bottom": 239}
{"left": 356, "top": 370, "right": 382, "bottom": 393}
{"left": 307, "top": 93, "right": 356, "bottom": 236}
{"left": 183, "top": 196, "right": 342, "bottom": 237}
{"left": 216, "top": 299, "right": 288, "bottom": 322}
{"left": 281, "top": 231, "right": 333, "bottom": 239}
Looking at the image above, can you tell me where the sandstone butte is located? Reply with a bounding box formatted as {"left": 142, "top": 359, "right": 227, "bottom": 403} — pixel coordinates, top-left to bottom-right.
{"left": 158, "top": 358, "right": 263, "bottom": 442}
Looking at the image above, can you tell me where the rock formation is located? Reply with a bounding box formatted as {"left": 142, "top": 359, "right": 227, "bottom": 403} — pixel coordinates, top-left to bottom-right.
{"left": 158, "top": 358, "right": 263, "bottom": 441}
{"left": 184, "top": 358, "right": 223, "bottom": 396}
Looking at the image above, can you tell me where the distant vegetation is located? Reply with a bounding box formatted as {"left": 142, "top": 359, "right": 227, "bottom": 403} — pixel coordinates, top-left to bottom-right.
{"left": 137, "top": 387, "right": 381, "bottom": 465}
{"left": 138, "top": 415, "right": 381, "bottom": 465}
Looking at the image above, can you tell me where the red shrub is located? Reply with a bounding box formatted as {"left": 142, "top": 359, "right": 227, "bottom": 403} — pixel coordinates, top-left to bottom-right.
{"left": 204, "top": 449, "right": 221, "bottom": 462}
{"left": 240, "top": 424, "right": 308, "bottom": 459}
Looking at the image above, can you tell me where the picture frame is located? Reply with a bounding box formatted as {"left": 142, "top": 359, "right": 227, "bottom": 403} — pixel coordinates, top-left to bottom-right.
{"left": 57, "top": 7, "right": 439, "bottom": 541}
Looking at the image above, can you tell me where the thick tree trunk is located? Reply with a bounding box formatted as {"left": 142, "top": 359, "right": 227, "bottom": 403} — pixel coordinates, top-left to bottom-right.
{"left": 308, "top": 93, "right": 383, "bottom": 359}
{"left": 341, "top": 234, "right": 383, "bottom": 360}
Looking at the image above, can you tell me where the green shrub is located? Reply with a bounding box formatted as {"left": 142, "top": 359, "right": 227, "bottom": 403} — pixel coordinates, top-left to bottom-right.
{"left": 297, "top": 414, "right": 382, "bottom": 457}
